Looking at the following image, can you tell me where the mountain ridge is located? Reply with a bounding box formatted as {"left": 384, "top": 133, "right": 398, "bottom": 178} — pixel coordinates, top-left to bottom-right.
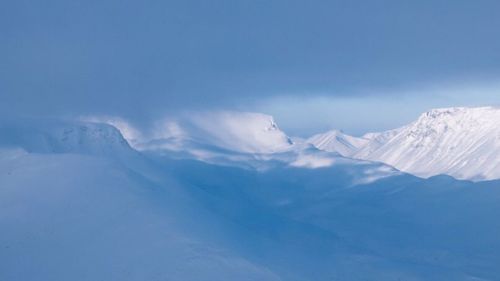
{"left": 309, "top": 106, "right": 500, "bottom": 181}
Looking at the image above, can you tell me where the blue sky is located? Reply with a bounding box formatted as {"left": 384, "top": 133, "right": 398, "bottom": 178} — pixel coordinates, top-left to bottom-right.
{"left": 2, "top": 0, "right": 500, "bottom": 136}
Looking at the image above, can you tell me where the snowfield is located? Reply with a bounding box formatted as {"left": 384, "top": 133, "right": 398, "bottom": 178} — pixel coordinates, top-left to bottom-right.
{"left": 1, "top": 112, "right": 500, "bottom": 280}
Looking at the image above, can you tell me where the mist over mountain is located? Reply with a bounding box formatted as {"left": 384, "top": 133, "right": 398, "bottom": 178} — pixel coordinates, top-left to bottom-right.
{"left": 2, "top": 114, "right": 500, "bottom": 281}
{"left": 2, "top": 1, "right": 500, "bottom": 279}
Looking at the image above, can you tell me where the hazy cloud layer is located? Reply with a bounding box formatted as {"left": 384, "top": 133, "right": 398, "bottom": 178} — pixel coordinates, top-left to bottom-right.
{"left": 2, "top": 0, "right": 500, "bottom": 131}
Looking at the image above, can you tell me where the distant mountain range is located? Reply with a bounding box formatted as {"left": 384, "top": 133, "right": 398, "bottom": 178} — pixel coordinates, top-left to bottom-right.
{"left": 1, "top": 108, "right": 500, "bottom": 280}
{"left": 308, "top": 107, "right": 500, "bottom": 181}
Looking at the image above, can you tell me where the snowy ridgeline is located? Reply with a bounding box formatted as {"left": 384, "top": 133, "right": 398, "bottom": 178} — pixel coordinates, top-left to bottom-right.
{"left": 76, "top": 108, "right": 500, "bottom": 181}
{"left": 308, "top": 106, "right": 500, "bottom": 181}
{"left": 1, "top": 115, "right": 500, "bottom": 281}
{"left": 0, "top": 119, "right": 133, "bottom": 155}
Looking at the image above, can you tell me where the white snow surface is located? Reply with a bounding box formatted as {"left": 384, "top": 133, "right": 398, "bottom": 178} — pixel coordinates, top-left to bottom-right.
{"left": 0, "top": 149, "right": 282, "bottom": 281}
{"left": 356, "top": 128, "right": 404, "bottom": 158}
{"left": 2, "top": 117, "right": 500, "bottom": 280}
{"left": 138, "top": 111, "right": 294, "bottom": 154}
{"left": 0, "top": 119, "right": 133, "bottom": 156}
{"left": 356, "top": 107, "right": 500, "bottom": 180}
{"left": 307, "top": 130, "right": 370, "bottom": 157}
{"left": 309, "top": 107, "right": 500, "bottom": 181}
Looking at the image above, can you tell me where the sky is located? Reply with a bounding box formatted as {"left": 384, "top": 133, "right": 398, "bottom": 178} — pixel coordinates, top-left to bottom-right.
{"left": 1, "top": 0, "right": 500, "bottom": 136}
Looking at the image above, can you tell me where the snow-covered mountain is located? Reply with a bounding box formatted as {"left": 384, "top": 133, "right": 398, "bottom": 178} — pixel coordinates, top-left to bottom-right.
{"left": 354, "top": 128, "right": 404, "bottom": 159}
{"left": 2, "top": 117, "right": 500, "bottom": 280}
{"left": 130, "top": 113, "right": 382, "bottom": 173}
{"left": 0, "top": 119, "right": 133, "bottom": 156}
{"left": 307, "top": 130, "right": 370, "bottom": 157}
{"left": 309, "top": 107, "right": 500, "bottom": 181}
{"left": 356, "top": 107, "right": 500, "bottom": 181}
{"left": 2, "top": 116, "right": 500, "bottom": 280}
{"left": 138, "top": 111, "right": 294, "bottom": 155}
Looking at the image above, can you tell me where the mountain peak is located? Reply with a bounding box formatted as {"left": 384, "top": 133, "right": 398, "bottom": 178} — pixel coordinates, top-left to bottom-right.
{"left": 309, "top": 106, "right": 500, "bottom": 181}
{"left": 406, "top": 106, "right": 500, "bottom": 142}
{"left": 140, "top": 111, "right": 294, "bottom": 154}
{"left": 357, "top": 106, "right": 500, "bottom": 180}
{"left": 420, "top": 106, "right": 499, "bottom": 120}
{"left": 307, "top": 130, "right": 369, "bottom": 157}
{"left": 0, "top": 119, "right": 133, "bottom": 156}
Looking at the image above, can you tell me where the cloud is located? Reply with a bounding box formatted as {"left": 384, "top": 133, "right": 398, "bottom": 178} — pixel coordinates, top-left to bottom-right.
{"left": 1, "top": 0, "right": 500, "bottom": 131}
{"left": 255, "top": 80, "right": 500, "bottom": 136}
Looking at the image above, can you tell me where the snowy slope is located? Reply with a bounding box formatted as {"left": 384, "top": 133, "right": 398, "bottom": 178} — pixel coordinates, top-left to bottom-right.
{"left": 137, "top": 113, "right": 396, "bottom": 176}
{"left": 139, "top": 111, "right": 294, "bottom": 154}
{"left": 0, "top": 149, "right": 282, "bottom": 281}
{"left": 0, "top": 119, "right": 133, "bottom": 156}
{"left": 355, "top": 128, "right": 403, "bottom": 159}
{"left": 186, "top": 111, "right": 293, "bottom": 153}
{"left": 149, "top": 145, "right": 500, "bottom": 281}
{"left": 2, "top": 118, "right": 500, "bottom": 280}
{"left": 356, "top": 107, "right": 500, "bottom": 180}
{"left": 307, "top": 130, "right": 370, "bottom": 156}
